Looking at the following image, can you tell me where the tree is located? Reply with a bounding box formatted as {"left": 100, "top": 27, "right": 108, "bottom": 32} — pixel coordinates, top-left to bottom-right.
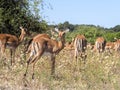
{"left": 0, "top": 0, "right": 47, "bottom": 35}
{"left": 58, "top": 21, "right": 74, "bottom": 31}
{"left": 112, "top": 25, "right": 120, "bottom": 32}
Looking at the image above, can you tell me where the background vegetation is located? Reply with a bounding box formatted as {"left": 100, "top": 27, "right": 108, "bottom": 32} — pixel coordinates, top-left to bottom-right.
{"left": 50, "top": 22, "right": 120, "bottom": 44}
{"left": 0, "top": 0, "right": 120, "bottom": 43}
{"left": 0, "top": 0, "right": 48, "bottom": 35}
{"left": 0, "top": 46, "right": 120, "bottom": 90}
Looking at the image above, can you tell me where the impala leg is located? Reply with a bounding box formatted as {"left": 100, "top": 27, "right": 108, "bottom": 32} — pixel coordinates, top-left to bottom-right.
{"left": 82, "top": 52, "right": 87, "bottom": 64}
{"left": 1, "top": 44, "right": 8, "bottom": 65}
{"left": 13, "top": 49, "right": 15, "bottom": 64}
{"left": 24, "top": 50, "right": 43, "bottom": 79}
{"left": 1, "top": 44, "right": 6, "bottom": 57}
{"left": 51, "top": 54, "right": 55, "bottom": 75}
{"left": 32, "top": 58, "right": 39, "bottom": 79}
{"left": 24, "top": 59, "right": 30, "bottom": 77}
{"left": 10, "top": 49, "right": 12, "bottom": 65}
{"left": 24, "top": 55, "right": 33, "bottom": 78}
{"left": 0, "top": 42, "right": 2, "bottom": 56}
{"left": 10, "top": 49, "right": 13, "bottom": 65}
{"left": 74, "top": 49, "right": 78, "bottom": 64}
{"left": 24, "top": 43, "right": 36, "bottom": 78}
{"left": 31, "top": 52, "right": 43, "bottom": 79}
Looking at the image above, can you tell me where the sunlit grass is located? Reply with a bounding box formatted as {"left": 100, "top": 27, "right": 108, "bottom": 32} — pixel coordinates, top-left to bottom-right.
{"left": 0, "top": 46, "right": 120, "bottom": 90}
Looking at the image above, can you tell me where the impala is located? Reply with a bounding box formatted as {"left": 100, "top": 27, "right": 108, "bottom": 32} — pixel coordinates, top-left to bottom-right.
{"left": 25, "top": 33, "right": 51, "bottom": 54}
{"left": 94, "top": 37, "right": 106, "bottom": 53}
{"left": 64, "top": 40, "right": 74, "bottom": 50}
{"left": 24, "top": 28, "right": 68, "bottom": 79}
{"left": 114, "top": 39, "right": 120, "bottom": 52}
{"left": 105, "top": 42, "right": 115, "bottom": 54}
{"left": 0, "top": 26, "right": 26, "bottom": 65}
{"left": 105, "top": 42, "right": 114, "bottom": 50}
{"left": 74, "top": 34, "right": 87, "bottom": 63}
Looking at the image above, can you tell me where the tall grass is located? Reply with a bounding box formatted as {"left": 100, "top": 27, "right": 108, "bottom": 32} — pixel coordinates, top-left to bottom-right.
{"left": 0, "top": 46, "right": 120, "bottom": 90}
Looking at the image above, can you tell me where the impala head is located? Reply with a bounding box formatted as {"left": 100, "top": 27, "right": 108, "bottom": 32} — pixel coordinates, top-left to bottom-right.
{"left": 55, "top": 28, "right": 69, "bottom": 36}
{"left": 55, "top": 28, "right": 69, "bottom": 42}
{"left": 19, "top": 26, "right": 27, "bottom": 35}
{"left": 19, "top": 26, "right": 28, "bottom": 43}
{"left": 58, "top": 31, "right": 65, "bottom": 38}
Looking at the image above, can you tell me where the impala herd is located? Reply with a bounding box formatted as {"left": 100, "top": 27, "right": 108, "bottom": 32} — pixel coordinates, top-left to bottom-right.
{"left": 0, "top": 27, "right": 120, "bottom": 79}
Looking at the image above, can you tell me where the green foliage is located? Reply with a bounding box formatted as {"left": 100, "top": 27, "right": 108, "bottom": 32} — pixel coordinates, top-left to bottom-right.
{"left": 58, "top": 21, "right": 75, "bottom": 31}
{"left": 0, "top": 0, "right": 47, "bottom": 35}
{"left": 65, "top": 24, "right": 120, "bottom": 43}
{"left": 104, "top": 32, "right": 116, "bottom": 42}
{"left": 112, "top": 25, "right": 120, "bottom": 32}
{"left": 115, "top": 32, "right": 120, "bottom": 39}
{"left": 49, "top": 22, "right": 120, "bottom": 43}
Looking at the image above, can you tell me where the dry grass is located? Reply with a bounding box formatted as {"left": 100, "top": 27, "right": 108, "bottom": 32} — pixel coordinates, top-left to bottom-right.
{"left": 0, "top": 46, "right": 120, "bottom": 90}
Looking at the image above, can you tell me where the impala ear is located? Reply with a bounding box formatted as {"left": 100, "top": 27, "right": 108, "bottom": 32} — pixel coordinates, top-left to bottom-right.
{"left": 50, "top": 27, "right": 59, "bottom": 34}
{"left": 20, "top": 26, "right": 27, "bottom": 31}
{"left": 20, "top": 26, "right": 23, "bottom": 30}
{"left": 54, "top": 27, "right": 59, "bottom": 33}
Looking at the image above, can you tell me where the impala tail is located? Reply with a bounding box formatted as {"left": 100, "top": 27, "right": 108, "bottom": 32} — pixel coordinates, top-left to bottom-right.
{"left": 95, "top": 39, "right": 106, "bottom": 52}
{"left": 74, "top": 38, "right": 86, "bottom": 52}
{"left": 102, "top": 41, "right": 106, "bottom": 51}
{"left": 24, "top": 38, "right": 33, "bottom": 53}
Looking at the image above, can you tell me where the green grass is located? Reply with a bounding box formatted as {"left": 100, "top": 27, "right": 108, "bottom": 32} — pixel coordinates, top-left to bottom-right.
{"left": 0, "top": 46, "right": 120, "bottom": 90}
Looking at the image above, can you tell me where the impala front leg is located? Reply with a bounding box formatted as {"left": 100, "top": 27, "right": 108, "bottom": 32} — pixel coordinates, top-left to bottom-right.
{"left": 10, "top": 49, "right": 15, "bottom": 65}
{"left": 10, "top": 49, "right": 13, "bottom": 65}
{"left": 51, "top": 54, "right": 56, "bottom": 75}
{"left": 1, "top": 44, "right": 6, "bottom": 57}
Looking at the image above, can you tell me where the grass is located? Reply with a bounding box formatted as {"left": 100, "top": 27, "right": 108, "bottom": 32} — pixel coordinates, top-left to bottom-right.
{"left": 0, "top": 45, "right": 120, "bottom": 90}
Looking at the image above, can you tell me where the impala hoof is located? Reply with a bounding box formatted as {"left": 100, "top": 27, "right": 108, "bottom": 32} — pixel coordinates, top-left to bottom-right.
{"left": 24, "top": 74, "right": 26, "bottom": 77}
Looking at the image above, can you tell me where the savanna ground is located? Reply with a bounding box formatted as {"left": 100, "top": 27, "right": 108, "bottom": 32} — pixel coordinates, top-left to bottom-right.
{"left": 0, "top": 45, "right": 120, "bottom": 90}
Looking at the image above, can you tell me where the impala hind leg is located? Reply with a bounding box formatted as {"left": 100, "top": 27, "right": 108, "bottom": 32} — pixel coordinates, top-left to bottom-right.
{"left": 24, "top": 56, "right": 33, "bottom": 78}
{"left": 81, "top": 52, "right": 87, "bottom": 64}
{"left": 24, "top": 43, "right": 36, "bottom": 77}
{"left": 24, "top": 51, "right": 43, "bottom": 79}
{"left": 31, "top": 52, "right": 43, "bottom": 79}
{"left": 24, "top": 51, "right": 35, "bottom": 78}
{"left": 74, "top": 49, "right": 78, "bottom": 64}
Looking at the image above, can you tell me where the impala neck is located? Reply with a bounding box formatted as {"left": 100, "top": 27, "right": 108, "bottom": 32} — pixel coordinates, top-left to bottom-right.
{"left": 19, "top": 29, "right": 26, "bottom": 44}
{"left": 58, "top": 36, "right": 65, "bottom": 50}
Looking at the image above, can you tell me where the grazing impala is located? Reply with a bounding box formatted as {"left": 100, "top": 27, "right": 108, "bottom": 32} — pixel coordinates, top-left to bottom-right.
{"left": 105, "top": 42, "right": 115, "bottom": 54}
{"left": 64, "top": 41, "right": 74, "bottom": 50}
{"left": 94, "top": 37, "right": 106, "bottom": 53}
{"left": 105, "top": 42, "right": 114, "bottom": 50}
{"left": 74, "top": 34, "right": 87, "bottom": 63}
{"left": 114, "top": 39, "right": 120, "bottom": 52}
{"left": 24, "top": 28, "right": 68, "bottom": 79}
{"left": 0, "top": 26, "right": 26, "bottom": 65}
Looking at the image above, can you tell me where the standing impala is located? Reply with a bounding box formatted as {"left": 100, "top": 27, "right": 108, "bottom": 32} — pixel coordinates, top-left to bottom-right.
{"left": 24, "top": 28, "right": 68, "bottom": 79}
{"left": 94, "top": 37, "right": 106, "bottom": 53}
{"left": 0, "top": 26, "right": 26, "bottom": 65}
{"left": 114, "top": 39, "right": 120, "bottom": 52}
{"left": 74, "top": 34, "right": 87, "bottom": 63}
